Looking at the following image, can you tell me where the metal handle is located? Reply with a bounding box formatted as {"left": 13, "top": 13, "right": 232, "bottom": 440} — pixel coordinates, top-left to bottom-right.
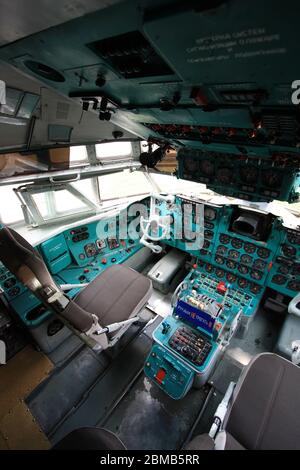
{"left": 49, "top": 174, "right": 80, "bottom": 183}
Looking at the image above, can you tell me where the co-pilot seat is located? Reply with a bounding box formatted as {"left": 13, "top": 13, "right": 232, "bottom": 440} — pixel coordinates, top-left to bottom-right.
{"left": 0, "top": 226, "right": 152, "bottom": 349}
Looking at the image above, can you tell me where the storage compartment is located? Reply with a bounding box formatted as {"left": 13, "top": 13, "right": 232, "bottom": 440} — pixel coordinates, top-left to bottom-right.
{"left": 147, "top": 248, "right": 187, "bottom": 294}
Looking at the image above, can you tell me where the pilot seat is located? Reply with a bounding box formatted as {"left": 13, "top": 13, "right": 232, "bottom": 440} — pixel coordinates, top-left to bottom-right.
{"left": 0, "top": 226, "right": 152, "bottom": 350}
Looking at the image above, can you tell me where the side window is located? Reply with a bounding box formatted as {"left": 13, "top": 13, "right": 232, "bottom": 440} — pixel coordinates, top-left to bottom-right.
{"left": 69, "top": 145, "right": 88, "bottom": 166}
{"left": 95, "top": 142, "right": 132, "bottom": 161}
{"left": 0, "top": 184, "right": 24, "bottom": 224}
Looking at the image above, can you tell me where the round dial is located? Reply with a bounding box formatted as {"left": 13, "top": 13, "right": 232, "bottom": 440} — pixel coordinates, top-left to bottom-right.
{"left": 184, "top": 157, "right": 198, "bottom": 172}
{"left": 250, "top": 283, "right": 262, "bottom": 294}
{"left": 216, "top": 269, "right": 225, "bottom": 278}
{"left": 204, "top": 207, "right": 216, "bottom": 221}
{"left": 292, "top": 264, "right": 300, "bottom": 276}
{"left": 238, "top": 278, "right": 248, "bottom": 289}
{"left": 240, "top": 254, "right": 252, "bottom": 265}
{"left": 205, "top": 264, "right": 214, "bottom": 273}
{"left": 226, "top": 259, "right": 237, "bottom": 270}
{"left": 272, "top": 274, "right": 286, "bottom": 285}
{"left": 228, "top": 249, "right": 239, "bottom": 260}
{"left": 204, "top": 230, "right": 214, "bottom": 239}
{"left": 203, "top": 239, "right": 210, "bottom": 249}
{"left": 281, "top": 244, "right": 296, "bottom": 259}
{"left": 244, "top": 243, "right": 256, "bottom": 254}
{"left": 219, "top": 233, "right": 230, "bottom": 244}
{"left": 257, "top": 247, "right": 270, "bottom": 259}
{"left": 262, "top": 169, "right": 282, "bottom": 188}
{"left": 215, "top": 255, "right": 225, "bottom": 264}
{"left": 287, "top": 231, "right": 300, "bottom": 245}
{"left": 231, "top": 238, "right": 243, "bottom": 249}
{"left": 216, "top": 167, "right": 232, "bottom": 184}
{"left": 240, "top": 166, "right": 258, "bottom": 184}
{"left": 238, "top": 264, "right": 248, "bottom": 275}
{"left": 217, "top": 246, "right": 227, "bottom": 256}
{"left": 253, "top": 259, "right": 266, "bottom": 270}
{"left": 278, "top": 264, "right": 290, "bottom": 275}
{"left": 226, "top": 273, "right": 237, "bottom": 283}
{"left": 215, "top": 255, "right": 225, "bottom": 265}
{"left": 4, "top": 277, "right": 16, "bottom": 289}
{"left": 8, "top": 286, "right": 20, "bottom": 297}
{"left": 251, "top": 270, "right": 263, "bottom": 281}
{"left": 287, "top": 280, "right": 300, "bottom": 291}
{"left": 200, "top": 159, "right": 215, "bottom": 177}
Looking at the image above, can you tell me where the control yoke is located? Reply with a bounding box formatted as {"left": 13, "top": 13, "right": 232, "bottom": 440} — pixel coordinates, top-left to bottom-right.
{"left": 140, "top": 193, "right": 175, "bottom": 253}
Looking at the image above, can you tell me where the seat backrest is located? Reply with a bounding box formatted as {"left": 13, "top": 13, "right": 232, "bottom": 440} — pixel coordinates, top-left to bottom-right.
{"left": 224, "top": 353, "right": 300, "bottom": 450}
{"left": 0, "top": 226, "right": 58, "bottom": 293}
{"left": 0, "top": 226, "right": 94, "bottom": 333}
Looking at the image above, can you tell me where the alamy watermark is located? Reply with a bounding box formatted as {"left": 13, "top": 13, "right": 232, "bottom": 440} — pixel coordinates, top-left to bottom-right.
{"left": 0, "top": 340, "right": 6, "bottom": 365}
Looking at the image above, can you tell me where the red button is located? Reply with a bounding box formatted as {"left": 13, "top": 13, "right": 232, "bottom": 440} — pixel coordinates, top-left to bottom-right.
{"left": 84, "top": 268, "right": 89, "bottom": 273}
{"left": 155, "top": 368, "right": 166, "bottom": 384}
{"left": 101, "top": 258, "right": 107, "bottom": 264}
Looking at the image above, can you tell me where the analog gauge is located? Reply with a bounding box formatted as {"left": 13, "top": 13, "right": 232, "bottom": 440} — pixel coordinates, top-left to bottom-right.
{"left": 287, "top": 281, "right": 300, "bottom": 291}
{"left": 240, "top": 166, "right": 258, "bottom": 184}
{"left": 272, "top": 274, "right": 287, "bottom": 285}
{"left": 257, "top": 247, "right": 270, "bottom": 259}
{"left": 262, "top": 169, "right": 283, "bottom": 188}
{"left": 251, "top": 270, "right": 263, "bottom": 281}
{"left": 204, "top": 222, "right": 214, "bottom": 229}
{"left": 231, "top": 238, "right": 243, "bottom": 249}
{"left": 219, "top": 234, "right": 230, "bottom": 244}
{"left": 226, "top": 273, "right": 237, "bottom": 283}
{"left": 244, "top": 243, "right": 256, "bottom": 254}
{"left": 238, "top": 265, "right": 248, "bottom": 275}
{"left": 216, "top": 269, "right": 225, "bottom": 278}
{"left": 250, "top": 283, "right": 262, "bottom": 295}
{"left": 199, "top": 159, "right": 215, "bottom": 177}
{"left": 4, "top": 277, "right": 16, "bottom": 289}
{"left": 184, "top": 157, "right": 198, "bottom": 172}
{"left": 228, "top": 249, "right": 239, "bottom": 260}
{"left": 215, "top": 255, "right": 225, "bottom": 265}
{"left": 204, "top": 230, "right": 214, "bottom": 239}
{"left": 204, "top": 207, "right": 216, "bottom": 221}
{"left": 278, "top": 264, "right": 290, "bottom": 275}
{"left": 292, "top": 264, "right": 300, "bottom": 276}
{"left": 226, "top": 259, "right": 237, "bottom": 270}
{"left": 281, "top": 244, "right": 296, "bottom": 259}
{"left": 203, "top": 240, "right": 210, "bottom": 249}
{"left": 287, "top": 231, "right": 300, "bottom": 245}
{"left": 216, "top": 167, "right": 232, "bottom": 184}
{"left": 8, "top": 286, "right": 20, "bottom": 297}
{"left": 238, "top": 278, "right": 248, "bottom": 289}
{"left": 253, "top": 259, "right": 266, "bottom": 270}
{"left": 217, "top": 245, "right": 227, "bottom": 255}
{"left": 241, "top": 254, "right": 252, "bottom": 265}
{"left": 205, "top": 264, "right": 214, "bottom": 273}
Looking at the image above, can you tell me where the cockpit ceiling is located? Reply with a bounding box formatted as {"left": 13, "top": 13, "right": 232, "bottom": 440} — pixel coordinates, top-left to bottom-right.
{"left": 0, "top": 0, "right": 299, "bottom": 201}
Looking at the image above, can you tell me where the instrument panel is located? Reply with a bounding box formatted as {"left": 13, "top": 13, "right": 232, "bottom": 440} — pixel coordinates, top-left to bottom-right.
{"left": 160, "top": 195, "right": 299, "bottom": 298}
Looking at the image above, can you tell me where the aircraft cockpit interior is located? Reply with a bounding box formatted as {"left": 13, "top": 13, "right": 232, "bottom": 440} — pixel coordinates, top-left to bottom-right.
{"left": 0, "top": 0, "right": 299, "bottom": 454}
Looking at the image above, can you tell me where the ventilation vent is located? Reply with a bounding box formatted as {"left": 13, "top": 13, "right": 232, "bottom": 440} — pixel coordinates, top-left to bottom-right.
{"left": 56, "top": 102, "right": 70, "bottom": 120}
{"left": 88, "top": 31, "right": 174, "bottom": 79}
{"left": 262, "top": 113, "right": 297, "bottom": 134}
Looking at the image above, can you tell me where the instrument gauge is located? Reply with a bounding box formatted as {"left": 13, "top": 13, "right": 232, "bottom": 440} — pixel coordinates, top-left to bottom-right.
{"left": 226, "top": 260, "right": 237, "bottom": 270}
{"left": 205, "top": 264, "right": 214, "bottom": 273}
{"left": 228, "top": 249, "right": 239, "bottom": 260}
{"left": 216, "top": 168, "right": 232, "bottom": 184}
{"left": 240, "top": 166, "right": 258, "bottom": 184}
{"left": 217, "top": 245, "right": 227, "bottom": 255}
{"left": 250, "top": 283, "right": 262, "bottom": 295}
{"left": 287, "top": 231, "right": 300, "bottom": 245}
{"left": 216, "top": 269, "right": 225, "bottom": 278}
{"left": 215, "top": 255, "right": 225, "bottom": 265}
{"left": 244, "top": 243, "right": 256, "bottom": 254}
{"left": 226, "top": 273, "right": 237, "bottom": 283}
{"left": 281, "top": 244, "right": 296, "bottom": 259}
{"left": 262, "top": 169, "right": 282, "bottom": 188}
{"left": 184, "top": 157, "right": 198, "bottom": 172}
{"left": 253, "top": 259, "right": 266, "bottom": 270}
{"left": 204, "top": 230, "right": 214, "bottom": 239}
{"left": 199, "top": 159, "right": 215, "bottom": 177}
{"left": 292, "top": 264, "right": 300, "bottom": 276}
{"left": 272, "top": 274, "right": 286, "bottom": 285}
{"left": 238, "top": 265, "right": 248, "bottom": 275}
{"left": 257, "top": 247, "right": 270, "bottom": 259}
{"left": 204, "top": 207, "right": 216, "bottom": 221}
{"left": 287, "top": 281, "right": 300, "bottom": 291}
{"left": 240, "top": 254, "right": 252, "bottom": 265}
{"left": 250, "top": 270, "right": 263, "bottom": 281}
{"left": 219, "top": 234, "right": 230, "bottom": 244}
{"left": 4, "top": 277, "right": 17, "bottom": 289}
{"left": 231, "top": 238, "right": 243, "bottom": 249}
{"left": 278, "top": 264, "right": 290, "bottom": 275}
{"left": 238, "top": 278, "right": 248, "bottom": 289}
